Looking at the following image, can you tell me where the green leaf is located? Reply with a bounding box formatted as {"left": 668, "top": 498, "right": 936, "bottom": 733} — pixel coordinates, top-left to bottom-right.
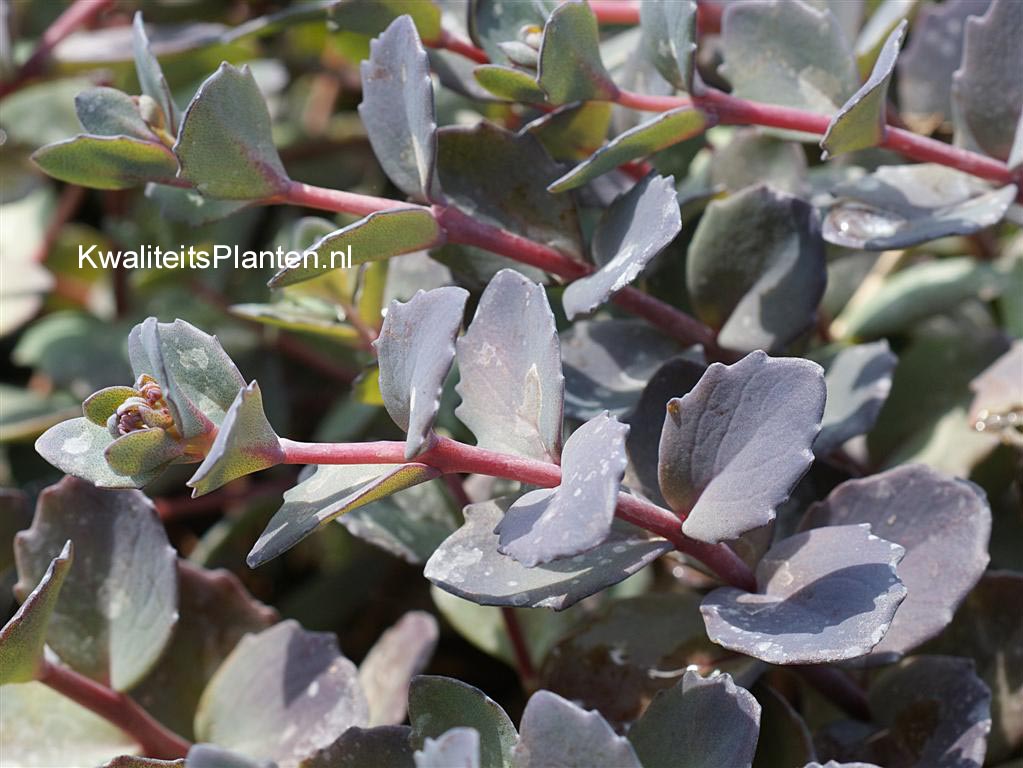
{"left": 952, "top": 0, "right": 1023, "bottom": 161}
{"left": 470, "top": 0, "right": 554, "bottom": 64}
{"left": 563, "top": 174, "right": 681, "bottom": 319}
{"left": 35, "top": 417, "right": 160, "bottom": 489}
{"left": 437, "top": 122, "right": 583, "bottom": 257}
{"left": 248, "top": 463, "right": 440, "bottom": 567}
{"left": 720, "top": 0, "right": 859, "bottom": 140}
{"left": 268, "top": 208, "right": 442, "bottom": 288}
{"left": 687, "top": 184, "right": 826, "bottom": 352}
{"left": 359, "top": 611, "right": 439, "bottom": 726}
{"left": 537, "top": 1, "right": 619, "bottom": 104}
{"left": 174, "top": 63, "right": 288, "bottom": 199}
{"left": 32, "top": 135, "right": 179, "bottom": 190}
{"left": 230, "top": 302, "right": 362, "bottom": 345}
{"left": 522, "top": 101, "right": 613, "bottom": 161}
{"left": 105, "top": 427, "right": 185, "bottom": 476}
{"left": 187, "top": 382, "right": 284, "bottom": 496}
{"left": 195, "top": 620, "right": 369, "bottom": 765}
{"left": 375, "top": 287, "right": 467, "bottom": 457}
{"left": 299, "top": 726, "right": 415, "bottom": 768}
{"left": 408, "top": 676, "right": 517, "bottom": 768}
{"left": 145, "top": 184, "right": 251, "bottom": 226}
{"left": 133, "top": 12, "right": 178, "bottom": 131}
{"left": 640, "top": 0, "right": 698, "bottom": 92}
{"left": 834, "top": 257, "right": 1004, "bottom": 340}
{"left": 74, "top": 87, "right": 159, "bottom": 141}
{"left": 0, "top": 541, "right": 72, "bottom": 685}
{"left": 359, "top": 16, "right": 437, "bottom": 201}
{"left": 549, "top": 108, "right": 708, "bottom": 192}
{"left": 82, "top": 386, "right": 138, "bottom": 426}
{"left": 330, "top": 0, "right": 442, "bottom": 44}
{"left": 821, "top": 21, "right": 906, "bottom": 158}
{"left": 473, "top": 65, "right": 548, "bottom": 103}
{"left": 13, "top": 477, "right": 177, "bottom": 691}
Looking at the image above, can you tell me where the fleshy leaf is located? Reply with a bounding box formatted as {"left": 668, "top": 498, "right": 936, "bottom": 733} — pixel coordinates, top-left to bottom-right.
{"left": 474, "top": 65, "right": 548, "bottom": 103}
{"left": 455, "top": 269, "right": 564, "bottom": 463}
{"left": 105, "top": 427, "right": 185, "bottom": 477}
{"left": 513, "top": 690, "right": 642, "bottom": 768}
{"left": 822, "top": 164, "right": 1017, "bottom": 250}
{"left": 469, "top": 0, "right": 554, "bottom": 64}
{"left": 301, "top": 725, "right": 415, "bottom": 768}
{"left": 952, "top": 0, "right": 1023, "bottom": 161}
{"left": 195, "top": 620, "right": 369, "bottom": 766}
{"left": 562, "top": 319, "right": 682, "bottom": 420}
{"left": 700, "top": 524, "right": 907, "bottom": 664}
{"left": 865, "top": 656, "right": 991, "bottom": 768}
{"left": 248, "top": 463, "right": 439, "bottom": 567}
{"left": 0, "top": 541, "right": 72, "bottom": 685}
{"left": 131, "top": 561, "right": 277, "bottom": 740}
{"left": 330, "top": 0, "right": 442, "bottom": 43}
{"left": 658, "top": 351, "right": 826, "bottom": 544}
{"left": 640, "top": 0, "right": 697, "bottom": 91}
{"left": 425, "top": 498, "right": 671, "bottom": 610}
{"left": 186, "top": 745, "right": 273, "bottom": 768}
{"left": 375, "top": 286, "right": 467, "bottom": 458}
{"left": 359, "top": 611, "right": 439, "bottom": 727}
{"left": 32, "top": 135, "right": 179, "bottom": 189}
{"left": 496, "top": 412, "right": 628, "bottom": 566}
{"left": 969, "top": 340, "right": 1023, "bottom": 436}
{"left": 174, "top": 63, "right": 288, "bottom": 199}
{"left": 408, "top": 676, "right": 517, "bottom": 768}
{"left": 34, "top": 417, "right": 159, "bottom": 488}
{"left": 549, "top": 109, "right": 707, "bottom": 192}
{"left": 815, "top": 341, "right": 897, "bottom": 456}
{"left": 132, "top": 12, "right": 177, "bottom": 131}
{"left": 359, "top": 15, "right": 437, "bottom": 201}
{"left": 563, "top": 174, "right": 681, "bottom": 319}
{"left": 414, "top": 728, "right": 480, "bottom": 768}
{"left": 437, "top": 122, "right": 582, "bottom": 257}
{"left": 522, "top": 101, "right": 613, "bottom": 162}
{"left": 801, "top": 465, "right": 991, "bottom": 661}
{"left": 188, "top": 382, "right": 283, "bottom": 496}
{"left": 82, "top": 386, "right": 138, "bottom": 426}
{"left": 74, "top": 87, "right": 158, "bottom": 141}
{"left": 687, "top": 184, "right": 826, "bottom": 352}
{"left": 720, "top": 0, "right": 858, "bottom": 139}
{"left": 821, "top": 21, "right": 906, "bottom": 158}
{"left": 536, "top": 1, "right": 618, "bottom": 104}
{"left": 268, "top": 208, "right": 442, "bottom": 288}
{"left": 627, "top": 670, "right": 762, "bottom": 768}
{"left": 13, "top": 477, "right": 177, "bottom": 690}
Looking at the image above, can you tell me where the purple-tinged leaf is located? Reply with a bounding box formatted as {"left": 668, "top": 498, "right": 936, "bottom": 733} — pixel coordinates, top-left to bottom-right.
{"left": 752, "top": 683, "right": 815, "bottom": 768}
{"left": 131, "top": 561, "right": 278, "bottom": 739}
{"left": 969, "top": 340, "right": 1023, "bottom": 440}
{"left": 195, "top": 620, "right": 368, "bottom": 766}
{"left": 132, "top": 12, "right": 177, "bottom": 132}
{"left": 359, "top": 16, "right": 437, "bottom": 201}
{"left": 409, "top": 676, "right": 517, "bottom": 768}
{"left": 805, "top": 763, "right": 881, "bottom": 768}
{"left": 953, "top": 0, "right": 1023, "bottom": 161}
{"left": 921, "top": 572, "right": 1023, "bottom": 761}
{"left": 658, "top": 351, "right": 826, "bottom": 544}
{"left": 455, "top": 269, "right": 564, "bottom": 463}
{"left": 425, "top": 498, "right": 671, "bottom": 610}
{"left": 687, "top": 184, "right": 826, "bottom": 352}
{"left": 185, "top": 745, "right": 273, "bottom": 768}
{"left": 248, "top": 463, "right": 440, "bottom": 567}
{"left": 640, "top": 0, "right": 697, "bottom": 92}
{"left": 301, "top": 725, "right": 415, "bottom": 768}
{"left": 821, "top": 21, "right": 906, "bottom": 158}
{"left": 815, "top": 341, "right": 897, "bottom": 456}
{"left": 375, "top": 286, "right": 467, "bottom": 458}
{"left": 359, "top": 611, "right": 439, "bottom": 727}
{"left": 0, "top": 540, "right": 72, "bottom": 685}
{"left": 174, "top": 63, "right": 288, "bottom": 199}
{"left": 562, "top": 175, "right": 681, "bottom": 319}
{"left": 496, "top": 412, "right": 628, "bottom": 566}
{"left": 562, "top": 319, "right": 683, "bottom": 420}
{"left": 32, "top": 135, "right": 180, "bottom": 189}
{"left": 414, "top": 728, "right": 480, "bottom": 768}
{"left": 187, "top": 382, "right": 284, "bottom": 496}
{"left": 537, "top": 1, "right": 618, "bottom": 104}
{"left": 865, "top": 656, "right": 991, "bottom": 768}
{"left": 801, "top": 465, "right": 990, "bottom": 661}
{"left": 513, "top": 690, "right": 642, "bottom": 768}
{"left": 628, "top": 670, "right": 761, "bottom": 768}
{"left": 822, "top": 165, "right": 1017, "bottom": 251}
{"left": 701, "top": 524, "right": 907, "bottom": 664}
{"left": 549, "top": 110, "right": 706, "bottom": 192}
{"left": 14, "top": 477, "right": 177, "bottom": 690}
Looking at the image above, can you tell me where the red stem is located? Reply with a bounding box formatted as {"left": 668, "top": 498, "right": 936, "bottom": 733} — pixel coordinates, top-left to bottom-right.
{"left": 437, "top": 29, "right": 490, "bottom": 64}
{"left": 38, "top": 660, "right": 191, "bottom": 759}
{"left": 501, "top": 607, "right": 540, "bottom": 691}
{"left": 0, "top": 0, "right": 114, "bottom": 98}
{"left": 279, "top": 436, "right": 757, "bottom": 591}
{"left": 589, "top": 1, "right": 641, "bottom": 25}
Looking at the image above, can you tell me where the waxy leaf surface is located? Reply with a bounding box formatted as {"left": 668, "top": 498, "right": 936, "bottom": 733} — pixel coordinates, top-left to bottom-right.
{"left": 359, "top": 611, "right": 439, "bottom": 727}
{"left": 815, "top": 341, "right": 897, "bottom": 455}
{"left": 537, "top": 1, "right": 618, "bottom": 104}
{"left": 640, "top": 0, "right": 697, "bottom": 91}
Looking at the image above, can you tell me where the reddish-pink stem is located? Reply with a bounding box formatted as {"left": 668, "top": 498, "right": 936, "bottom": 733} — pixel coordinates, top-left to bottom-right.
{"left": 589, "top": 0, "right": 641, "bottom": 25}
{"left": 436, "top": 29, "right": 490, "bottom": 64}
{"left": 39, "top": 660, "right": 191, "bottom": 759}
{"left": 280, "top": 180, "right": 410, "bottom": 217}
{"left": 501, "top": 607, "right": 540, "bottom": 690}
{"left": 279, "top": 436, "right": 757, "bottom": 591}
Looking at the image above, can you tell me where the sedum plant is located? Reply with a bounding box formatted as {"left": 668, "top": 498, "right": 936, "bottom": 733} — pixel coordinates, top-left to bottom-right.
{"left": 1, "top": 0, "right": 1022, "bottom": 766}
